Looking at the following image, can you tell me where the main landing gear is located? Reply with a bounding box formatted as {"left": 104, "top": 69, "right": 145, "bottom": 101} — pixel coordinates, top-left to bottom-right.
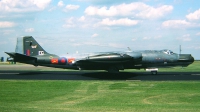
{"left": 151, "top": 71, "right": 158, "bottom": 75}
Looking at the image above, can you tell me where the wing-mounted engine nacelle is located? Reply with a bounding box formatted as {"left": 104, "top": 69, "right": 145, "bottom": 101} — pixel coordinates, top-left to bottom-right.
{"left": 126, "top": 52, "right": 142, "bottom": 62}
{"left": 35, "top": 56, "right": 75, "bottom": 65}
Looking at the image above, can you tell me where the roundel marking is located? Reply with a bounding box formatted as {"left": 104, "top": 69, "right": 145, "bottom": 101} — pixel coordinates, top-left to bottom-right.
{"left": 51, "top": 58, "right": 58, "bottom": 64}
{"left": 68, "top": 58, "right": 75, "bottom": 64}
{"left": 58, "top": 57, "right": 67, "bottom": 64}
{"left": 60, "top": 58, "right": 66, "bottom": 63}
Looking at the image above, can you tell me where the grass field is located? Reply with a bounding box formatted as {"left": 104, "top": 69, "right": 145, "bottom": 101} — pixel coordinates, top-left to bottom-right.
{"left": 0, "top": 80, "right": 200, "bottom": 112}
{"left": 0, "top": 61, "right": 200, "bottom": 111}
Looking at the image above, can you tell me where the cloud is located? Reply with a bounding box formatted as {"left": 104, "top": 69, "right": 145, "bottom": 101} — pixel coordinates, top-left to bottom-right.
{"left": 131, "top": 38, "right": 137, "bottom": 41}
{"left": 108, "top": 43, "right": 125, "bottom": 48}
{"left": 177, "top": 34, "right": 191, "bottom": 41}
{"left": 25, "top": 28, "right": 34, "bottom": 32}
{"left": 182, "top": 34, "right": 191, "bottom": 41}
{"left": 84, "top": 2, "right": 173, "bottom": 19}
{"left": 0, "top": 0, "right": 51, "bottom": 12}
{"left": 64, "top": 4, "right": 80, "bottom": 11}
{"left": 154, "top": 35, "right": 162, "bottom": 39}
{"left": 78, "top": 0, "right": 132, "bottom": 5}
{"left": 63, "top": 17, "right": 138, "bottom": 28}
{"left": 196, "top": 32, "right": 200, "bottom": 36}
{"left": 143, "top": 37, "right": 151, "bottom": 40}
{"left": 162, "top": 20, "right": 190, "bottom": 28}
{"left": 91, "top": 33, "right": 98, "bottom": 38}
{"left": 99, "top": 18, "right": 139, "bottom": 26}
{"left": 186, "top": 9, "right": 200, "bottom": 21}
{"left": 63, "top": 17, "right": 76, "bottom": 28}
{"left": 0, "top": 21, "right": 16, "bottom": 28}
{"left": 0, "top": 29, "right": 14, "bottom": 35}
{"left": 57, "top": 1, "right": 64, "bottom": 7}
{"left": 185, "top": 45, "right": 200, "bottom": 50}
{"left": 62, "top": 16, "right": 101, "bottom": 28}
{"left": 78, "top": 16, "right": 85, "bottom": 22}
{"left": 33, "top": 0, "right": 51, "bottom": 9}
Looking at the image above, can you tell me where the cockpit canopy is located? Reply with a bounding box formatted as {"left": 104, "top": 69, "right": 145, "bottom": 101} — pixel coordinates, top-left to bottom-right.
{"left": 162, "top": 49, "right": 174, "bottom": 55}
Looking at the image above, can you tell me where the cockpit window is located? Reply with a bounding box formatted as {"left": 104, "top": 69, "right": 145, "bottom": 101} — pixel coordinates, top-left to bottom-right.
{"left": 163, "top": 49, "right": 174, "bottom": 55}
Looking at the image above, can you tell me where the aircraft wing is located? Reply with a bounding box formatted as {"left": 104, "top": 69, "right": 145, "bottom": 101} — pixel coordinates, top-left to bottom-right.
{"left": 75, "top": 53, "right": 133, "bottom": 64}
{"left": 73, "top": 52, "right": 143, "bottom": 71}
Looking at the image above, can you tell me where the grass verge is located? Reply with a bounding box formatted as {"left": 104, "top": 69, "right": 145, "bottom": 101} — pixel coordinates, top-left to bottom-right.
{"left": 0, "top": 80, "right": 200, "bottom": 112}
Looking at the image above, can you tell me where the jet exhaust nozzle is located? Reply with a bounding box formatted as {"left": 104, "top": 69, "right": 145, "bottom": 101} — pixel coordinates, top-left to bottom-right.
{"left": 7, "top": 57, "right": 14, "bottom": 62}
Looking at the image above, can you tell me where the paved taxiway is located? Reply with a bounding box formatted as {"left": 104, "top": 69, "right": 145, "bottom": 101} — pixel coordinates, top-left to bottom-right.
{"left": 0, "top": 64, "right": 200, "bottom": 81}
{"left": 1, "top": 71, "right": 200, "bottom": 81}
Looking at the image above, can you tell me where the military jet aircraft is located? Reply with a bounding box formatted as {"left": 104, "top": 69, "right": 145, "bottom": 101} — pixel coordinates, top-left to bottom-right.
{"left": 6, "top": 36, "right": 194, "bottom": 74}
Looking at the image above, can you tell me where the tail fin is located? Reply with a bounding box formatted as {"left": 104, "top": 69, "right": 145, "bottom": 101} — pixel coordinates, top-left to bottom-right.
{"left": 15, "top": 36, "right": 49, "bottom": 56}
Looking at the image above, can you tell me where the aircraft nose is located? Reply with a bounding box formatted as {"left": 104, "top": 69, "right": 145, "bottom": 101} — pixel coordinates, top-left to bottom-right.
{"left": 178, "top": 54, "right": 194, "bottom": 63}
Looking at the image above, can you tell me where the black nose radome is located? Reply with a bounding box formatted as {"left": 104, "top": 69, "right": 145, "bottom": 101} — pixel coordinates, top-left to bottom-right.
{"left": 178, "top": 54, "right": 194, "bottom": 62}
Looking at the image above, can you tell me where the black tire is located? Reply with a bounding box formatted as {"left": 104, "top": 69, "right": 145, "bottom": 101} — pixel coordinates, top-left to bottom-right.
{"left": 151, "top": 71, "right": 157, "bottom": 75}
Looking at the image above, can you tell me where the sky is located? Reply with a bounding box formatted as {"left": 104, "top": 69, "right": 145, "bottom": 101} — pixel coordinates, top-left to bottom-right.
{"left": 0, "top": 0, "right": 200, "bottom": 59}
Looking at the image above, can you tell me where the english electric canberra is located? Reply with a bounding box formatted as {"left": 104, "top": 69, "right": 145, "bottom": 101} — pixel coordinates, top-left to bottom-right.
{"left": 6, "top": 36, "right": 194, "bottom": 74}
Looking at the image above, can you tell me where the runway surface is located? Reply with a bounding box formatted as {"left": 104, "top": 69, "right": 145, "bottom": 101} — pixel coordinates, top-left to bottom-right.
{"left": 1, "top": 65, "right": 200, "bottom": 81}
{"left": 1, "top": 71, "right": 200, "bottom": 81}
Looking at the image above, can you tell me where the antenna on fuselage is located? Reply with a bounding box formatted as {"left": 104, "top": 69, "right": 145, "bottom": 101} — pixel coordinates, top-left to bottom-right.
{"left": 179, "top": 45, "right": 182, "bottom": 54}
{"left": 127, "top": 47, "right": 131, "bottom": 51}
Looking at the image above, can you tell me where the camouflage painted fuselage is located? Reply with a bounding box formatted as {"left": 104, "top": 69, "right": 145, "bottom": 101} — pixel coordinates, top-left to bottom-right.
{"left": 6, "top": 36, "right": 194, "bottom": 73}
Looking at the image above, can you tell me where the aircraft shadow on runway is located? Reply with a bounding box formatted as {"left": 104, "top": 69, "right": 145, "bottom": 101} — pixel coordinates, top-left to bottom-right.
{"left": 80, "top": 72, "right": 194, "bottom": 80}
{"left": 2, "top": 71, "right": 199, "bottom": 80}
{"left": 81, "top": 72, "right": 142, "bottom": 80}
{"left": 84, "top": 72, "right": 200, "bottom": 81}
{"left": 17, "top": 72, "right": 45, "bottom": 75}
{"left": 15, "top": 71, "right": 145, "bottom": 80}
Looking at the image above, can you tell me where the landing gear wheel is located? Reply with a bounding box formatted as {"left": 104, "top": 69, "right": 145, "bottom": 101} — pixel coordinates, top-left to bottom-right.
{"left": 151, "top": 71, "right": 157, "bottom": 75}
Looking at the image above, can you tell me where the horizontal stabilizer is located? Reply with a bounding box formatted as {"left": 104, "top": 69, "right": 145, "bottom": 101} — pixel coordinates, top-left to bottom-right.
{"left": 5, "top": 52, "right": 36, "bottom": 62}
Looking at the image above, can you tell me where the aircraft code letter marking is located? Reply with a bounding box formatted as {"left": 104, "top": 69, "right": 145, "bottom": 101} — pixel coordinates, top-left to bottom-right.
{"left": 38, "top": 51, "right": 44, "bottom": 55}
